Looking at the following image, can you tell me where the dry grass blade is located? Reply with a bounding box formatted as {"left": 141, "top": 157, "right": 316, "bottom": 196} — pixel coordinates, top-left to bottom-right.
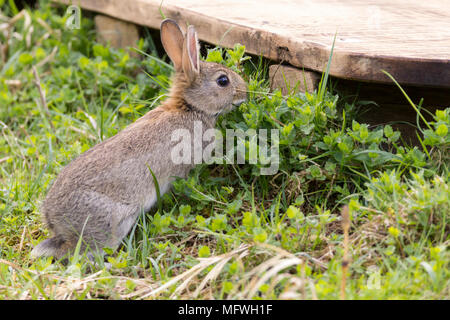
{"left": 0, "top": 259, "right": 158, "bottom": 300}
{"left": 5, "top": 79, "right": 21, "bottom": 87}
{"left": 258, "top": 242, "right": 327, "bottom": 269}
{"left": 32, "top": 66, "right": 55, "bottom": 132}
{"left": 242, "top": 254, "right": 285, "bottom": 280}
{"left": 309, "top": 279, "right": 318, "bottom": 300}
{"left": 128, "top": 245, "right": 250, "bottom": 299}
{"left": 0, "top": 11, "right": 9, "bottom": 21}
{"left": 0, "top": 259, "right": 24, "bottom": 271}
{"left": 245, "top": 256, "right": 302, "bottom": 298}
{"left": 191, "top": 255, "right": 234, "bottom": 298}
{"left": 340, "top": 205, "right": 350, "bottom": 300}
{"left": 0, "top": 156, "right": 10, "bottom": 164}
{"left": 5, "top": 10, "right": 25, "bottom": 28}
{"left": 277, "top": 275, "right": 304, "bottom": 299}
{"left": 36, "top": 46, "right": 58, "bottom": 68}
{"left": 82, "top": 111, "right": 99, "bottom": 133}
{"left": 220, "top": 244, "right": 307, "bottom": 299}
{"left": 25, "top": 25, "right": 33, "bottom": 48}
{"left": 1, "top": 10, "right": 31, "bottom": 62}
{"left": 168, "top": 266, "right": 206, "bottom": 298}
{"left": 19, "top": 226, "right": 27, "bottom": 252}
{"left": 36, "top": 17, "right": 53, "bottom": 35}
{"left": 0, "top": 9, "right": 31, "bottom": 34}
{"left": 68, "top": 126, "right": 97, "bottom": 140}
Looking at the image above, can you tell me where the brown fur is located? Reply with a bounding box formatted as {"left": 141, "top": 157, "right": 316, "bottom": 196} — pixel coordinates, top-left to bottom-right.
{"left": 31, "top": 19, "right": 247, "bottom": 260}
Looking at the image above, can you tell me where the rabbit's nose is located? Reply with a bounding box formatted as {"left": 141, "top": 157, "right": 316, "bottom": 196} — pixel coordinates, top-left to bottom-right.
{"left": 235, "top": 83, "right": 247, "bottom": 98}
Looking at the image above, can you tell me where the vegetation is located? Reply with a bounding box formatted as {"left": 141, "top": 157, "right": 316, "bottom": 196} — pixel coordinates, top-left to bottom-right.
{"left": 0, "top": 1, "right": 448, "bottom": 299}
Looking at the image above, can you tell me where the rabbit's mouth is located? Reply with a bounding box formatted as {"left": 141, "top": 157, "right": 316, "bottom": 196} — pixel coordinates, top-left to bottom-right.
{"left": 232, "top": 99, "right": 246, "bottom": 108}
{"left": 214, "top": 99, "right": 246, "bottom": 118}
{"left": 213, "top": 101, "right": 242, "bottom": 118}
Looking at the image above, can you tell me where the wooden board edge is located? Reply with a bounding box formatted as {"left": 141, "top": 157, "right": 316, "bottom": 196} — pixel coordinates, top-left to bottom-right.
{"left": 54, "top": 0, "right": 450, "bottom": 88}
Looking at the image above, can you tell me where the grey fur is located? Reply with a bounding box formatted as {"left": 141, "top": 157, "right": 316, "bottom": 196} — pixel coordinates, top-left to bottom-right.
{"left": 31, "top": 19, "right": 247, "bottom": 259}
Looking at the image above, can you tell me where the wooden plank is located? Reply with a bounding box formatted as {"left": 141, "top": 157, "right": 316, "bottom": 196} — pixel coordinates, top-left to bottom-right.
{"left": 94, "top": 15, "right": 140, "bottom": 57}
{"left": 57, "top": 0, "right": 450, "bottom": 88}
{"left": 269, "top": 65, "right": 320, "bottom": 94}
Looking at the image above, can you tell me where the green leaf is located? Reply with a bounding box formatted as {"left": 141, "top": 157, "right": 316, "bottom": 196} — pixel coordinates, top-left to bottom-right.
{"left": 206, "top": 49, "right": 223, "bottom": 63}
{"left": 18, "top": 53, "right": 33, "bottom": 65}
{"left": 286, "top": 205, "right": 299, "bottom": 219}
{"left": 223, "top": 281, "right": 233, "bottom": 293}
{"left": 227, "top": 199, "right": 242, "bottom": 214}
{"left": 195, "top": 215, "right": 206, "bottom": 227}
{"left": 359, "top": 125, "right": 369, "bottom": 141}
{"left": 242, "top": 211, "right": 258, "bottom": 228}
{"left": 180, "top": 204, "right": 191, "bottom": 215}
{"left": 198, "top": 245, "right": 211, "bottom": 257}
{"left": 93, "top": 44, "right": 110, "bottom": 58}
{"left": 309, "top": 165, "right": 323, "bottom": 179}
{"left": 211, "top": 214, "right": 227, "bottom": 231}
{"left": 435, "top": 124, "right": 448, "bottom": 137}
{"left": 78, "top": 56, "right": 90, "bottom": 69}
{"left": 388, "top": 227, "right": 400, "bottom": 237}
{"left": 384, "top": 125, "right": 394, "bottom": 138}
{"left": 35, "top": 47, "right": 46, "bottom": 61}
{"left": 253, "top": 228, "right": 267, "bottom": 243}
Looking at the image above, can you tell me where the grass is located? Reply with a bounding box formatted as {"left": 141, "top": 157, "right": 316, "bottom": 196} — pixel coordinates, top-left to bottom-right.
{"left": 0, "top": 1, "right": 449, "bottom": 299}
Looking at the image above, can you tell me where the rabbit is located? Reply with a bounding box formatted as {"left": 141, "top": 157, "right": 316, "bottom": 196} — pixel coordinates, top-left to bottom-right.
{"left": 31, "top": 19, "right": 247, "bottom": 260}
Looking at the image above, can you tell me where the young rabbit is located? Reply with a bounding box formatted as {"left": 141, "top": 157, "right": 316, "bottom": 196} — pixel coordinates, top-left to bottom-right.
{"left": 31, "top": 19, "right": 247, "bottom": 259}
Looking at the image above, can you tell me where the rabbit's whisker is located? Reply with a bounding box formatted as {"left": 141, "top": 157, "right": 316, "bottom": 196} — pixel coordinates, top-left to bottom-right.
{"left": 237, "top": 88, "right": 300, "bottom": 99}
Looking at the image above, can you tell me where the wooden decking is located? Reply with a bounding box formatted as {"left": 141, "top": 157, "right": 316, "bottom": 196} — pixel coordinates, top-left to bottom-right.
{"left": 58, "top": 0, "right": 450, "bottom": 88}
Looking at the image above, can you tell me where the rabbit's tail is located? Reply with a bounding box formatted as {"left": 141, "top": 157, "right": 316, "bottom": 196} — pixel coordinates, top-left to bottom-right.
{"left": 31, "top": 236, "right": 71, "bottom": 259}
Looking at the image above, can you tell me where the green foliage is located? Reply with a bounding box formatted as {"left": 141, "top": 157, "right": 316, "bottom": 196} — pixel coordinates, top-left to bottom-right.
{"left": 0, "top": 1, "right": 448, "bottom": 300}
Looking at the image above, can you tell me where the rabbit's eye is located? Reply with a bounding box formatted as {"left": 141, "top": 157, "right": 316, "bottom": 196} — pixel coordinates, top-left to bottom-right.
{"left": 216, "top": 75, "right": 229, "bottom": 87}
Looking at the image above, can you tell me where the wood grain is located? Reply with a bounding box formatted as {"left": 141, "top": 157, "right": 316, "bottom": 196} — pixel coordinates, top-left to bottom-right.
{"left": 269, "top": 65, "right": 320, "bottom": 94}
{"left": 56, "top": 0, "right": 450, "bottom": 87}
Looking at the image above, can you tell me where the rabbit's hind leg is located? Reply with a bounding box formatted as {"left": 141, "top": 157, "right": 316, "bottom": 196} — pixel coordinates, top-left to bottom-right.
{"left": 108, "top": 205, "right": 142, "bottom": 249}
{"left": 30, "top": 234, "right": 75, "bottom": 260}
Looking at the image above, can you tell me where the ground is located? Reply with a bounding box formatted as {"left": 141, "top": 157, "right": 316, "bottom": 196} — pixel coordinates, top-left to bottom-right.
{"left": 0, "top": 1, "right": 448, "bottom": 299}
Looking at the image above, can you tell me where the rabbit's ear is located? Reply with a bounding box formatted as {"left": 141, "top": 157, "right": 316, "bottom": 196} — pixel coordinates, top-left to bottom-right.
{"left": 182, "top": 25, "right": 200, "bottom": 82}
{"left": 160, "top": 19, "right": 184, "bottom": 71}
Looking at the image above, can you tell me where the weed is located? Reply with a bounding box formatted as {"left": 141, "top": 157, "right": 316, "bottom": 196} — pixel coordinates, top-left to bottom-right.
{"left": 0, "top": 1, "right": 448, "bottom": 299}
